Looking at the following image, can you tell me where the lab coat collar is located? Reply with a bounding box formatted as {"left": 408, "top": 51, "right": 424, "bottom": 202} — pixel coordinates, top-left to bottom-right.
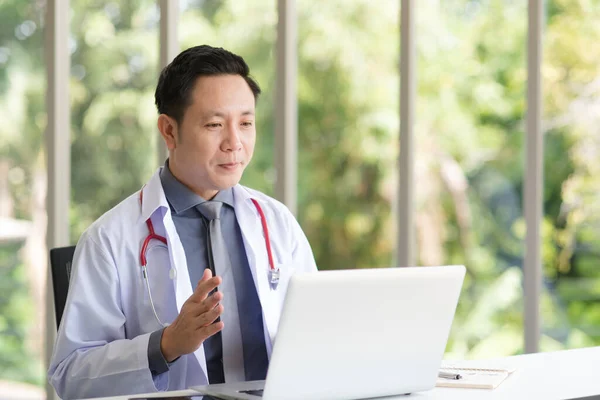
{"left": 140, "top": 168, "right": 170, "bottom": 222}
{"left": 232, "top": 184, "right": 260, "bottom": 211}
{"left": 144, "top": 167, "right": 244, "bottom": 222}
{"left": 231, "top": 184, "right": 266, "bottom": 232}
{"left": 141, "top": 168, "right": 262, "bottom": 237}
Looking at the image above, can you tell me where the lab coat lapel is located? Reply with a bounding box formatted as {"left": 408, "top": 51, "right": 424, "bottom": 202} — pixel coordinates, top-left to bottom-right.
{"left": 141, "top": 169, "right": 209, "bottom": 381}
{"left": 232, "top": 185, "right": 278, "bottom": 350}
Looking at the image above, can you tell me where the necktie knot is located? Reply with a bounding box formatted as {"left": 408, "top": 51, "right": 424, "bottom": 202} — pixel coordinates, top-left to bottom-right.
{"left": 197, "top": 201, "right": 223, "bottom": 221}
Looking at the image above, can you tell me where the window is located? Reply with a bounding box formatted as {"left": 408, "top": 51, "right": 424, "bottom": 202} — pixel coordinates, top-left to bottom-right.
{"left": 416, "top": 0, "right": 527, "bottom": 358}
{"left": 69, "top": 0, "right": 159, "bottom": 241}
{"left": 10, "top": 2, "right": 600, "bottom": 399}
{"left": 297, "top": 0, "right": 399, "bottom": 270}
{"left": 0, "top": 1, "right": 47, "bottom": 397}
{"left": 541, "top": 0, "right": 600, "bottom": 351}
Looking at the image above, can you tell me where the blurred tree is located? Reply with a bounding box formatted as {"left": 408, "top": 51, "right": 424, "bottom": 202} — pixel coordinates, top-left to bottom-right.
{"left": 68, "top": 0, "right": 159, "bottom": 238}
{"left": 0, "top": 0, "right": 47, "bottom": 386}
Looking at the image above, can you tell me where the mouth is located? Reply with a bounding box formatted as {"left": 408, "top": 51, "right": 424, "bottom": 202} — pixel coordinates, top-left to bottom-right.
{"left": 218, "top": 162, "right": 242, "bottom": 171}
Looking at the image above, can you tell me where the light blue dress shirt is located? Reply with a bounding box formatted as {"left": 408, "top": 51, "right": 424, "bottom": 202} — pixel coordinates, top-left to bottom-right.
{"left": 148, "top": 161, "right": 268, "bottom": 383}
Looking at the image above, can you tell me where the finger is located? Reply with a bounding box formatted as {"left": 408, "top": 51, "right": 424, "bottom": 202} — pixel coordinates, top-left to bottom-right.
{"left": 189, "top": 275, "right": 221, "bottom": 303}
{"left": 198, "top": 321, "right": 224, "bottom": 341}
{"left": 197, "top": 268, "right": 212, "bottom": 286}
{"left": 192, "top": 269, "right": 212, "bottom": 294}
{"left": 195, "top": 304, "right": 224, "bottom": 328}
{"left": 196, "top": 274, "right": 222, "bottom": 295}
{"left": 192, "top": 291, "right": 222, "bottom": 316}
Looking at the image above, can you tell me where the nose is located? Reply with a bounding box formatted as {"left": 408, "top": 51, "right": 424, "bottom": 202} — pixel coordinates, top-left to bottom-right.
{"left": 223, "top": 124, "right": 242, "bottom": 152}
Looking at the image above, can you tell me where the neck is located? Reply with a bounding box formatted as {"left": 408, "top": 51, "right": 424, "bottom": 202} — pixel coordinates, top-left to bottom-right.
{"left": 167, "top": 161, "right": 218, "bottom": 200}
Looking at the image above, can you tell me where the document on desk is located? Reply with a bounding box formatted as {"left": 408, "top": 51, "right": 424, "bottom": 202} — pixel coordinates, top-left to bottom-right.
{"left": 436, "top": 362, "right": 516, "bottom": 389}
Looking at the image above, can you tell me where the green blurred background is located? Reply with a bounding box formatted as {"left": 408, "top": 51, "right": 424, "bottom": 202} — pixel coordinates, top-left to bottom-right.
{"left": 0, "top": 0, "right": 599, "bottom": 390}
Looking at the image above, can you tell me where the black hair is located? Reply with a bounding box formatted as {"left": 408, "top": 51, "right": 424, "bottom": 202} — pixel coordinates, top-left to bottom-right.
{"left": 154, "top": 45, "right": 261, "bottom": 123}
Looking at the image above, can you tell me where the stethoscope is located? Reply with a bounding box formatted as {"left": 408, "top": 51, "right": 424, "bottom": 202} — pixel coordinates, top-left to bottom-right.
{"left": 139, "top": 188, "right": 280, "bottom": 327}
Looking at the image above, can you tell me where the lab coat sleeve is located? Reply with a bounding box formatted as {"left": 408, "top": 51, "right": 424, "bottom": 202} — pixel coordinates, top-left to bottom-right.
{"left": 48, "top": 232, "right": 169, "bottom": 399}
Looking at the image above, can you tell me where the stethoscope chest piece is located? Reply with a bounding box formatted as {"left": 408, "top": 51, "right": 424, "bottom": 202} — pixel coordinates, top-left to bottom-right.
{"left": 269, "top": 268, "right": 280, "bottom": 290}
{"left": 139, "top": 186, "right": 281, "bottom": 328}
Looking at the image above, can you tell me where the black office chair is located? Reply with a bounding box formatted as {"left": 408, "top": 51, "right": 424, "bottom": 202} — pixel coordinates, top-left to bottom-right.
{"left": 49, "top": 245, "right": 76, "bottom": 330}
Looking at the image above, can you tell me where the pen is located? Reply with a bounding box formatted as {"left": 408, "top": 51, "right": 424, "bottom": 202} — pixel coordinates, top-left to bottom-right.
{"left": 438, "top": 371, "right": 462, "bottom": 380}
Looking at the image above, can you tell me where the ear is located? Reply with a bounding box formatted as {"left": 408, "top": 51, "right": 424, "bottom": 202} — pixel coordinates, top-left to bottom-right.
{"left": 157, "top": 114, "right": 178, "bottom": 151}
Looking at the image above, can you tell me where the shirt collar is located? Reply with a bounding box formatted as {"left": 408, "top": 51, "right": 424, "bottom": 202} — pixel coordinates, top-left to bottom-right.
{"left": 213, "top": 185, "right": 234, "bottom": 207}
{"left": 160, "top": 160, "right": 234, "bottom": 214}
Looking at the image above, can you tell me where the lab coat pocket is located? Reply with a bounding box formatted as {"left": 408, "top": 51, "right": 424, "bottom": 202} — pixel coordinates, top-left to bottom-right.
{"left": 261, "top": 263, "right": 296, "bottom": 345}
{"left": 142, "top": 243, "right": 178, "bottom": 328}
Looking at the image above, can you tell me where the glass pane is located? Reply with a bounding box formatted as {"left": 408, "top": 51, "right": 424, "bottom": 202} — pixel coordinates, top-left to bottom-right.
{"left": 180, "top": 0, "right": 276, "bottom": 195}
{"left": 541, "top": 0, "right": 600, "bottom": 351}
{"left": 70, "top": 0, "right": 159, "bottom": 241}
{"left": 297, "top": 0, "right": 399, "bottom": 270}
{"left": 0, "top": 0, "right": 47, "bottom": 397}
{"left": 416, "top": 0, "right": 527, "bottom": 359}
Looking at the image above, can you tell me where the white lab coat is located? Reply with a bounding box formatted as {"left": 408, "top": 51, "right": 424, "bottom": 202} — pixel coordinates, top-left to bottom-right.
{"left": 48, "top": 169, "right": 318, "bottom": 400}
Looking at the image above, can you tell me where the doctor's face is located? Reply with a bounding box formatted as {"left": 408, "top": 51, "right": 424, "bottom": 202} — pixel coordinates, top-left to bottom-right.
{"left": 159, "top": 74, "right": 256, "bottom": 199}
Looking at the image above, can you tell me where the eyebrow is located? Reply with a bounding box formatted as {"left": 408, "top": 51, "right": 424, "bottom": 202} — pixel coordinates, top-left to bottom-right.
{"left": 203, "top": 110, "right": 255, "bottom": 119}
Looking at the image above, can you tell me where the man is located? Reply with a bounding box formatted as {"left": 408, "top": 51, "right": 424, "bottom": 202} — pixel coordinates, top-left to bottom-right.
{"left": 48, "top": 45, "right": 317, "bottom": 399}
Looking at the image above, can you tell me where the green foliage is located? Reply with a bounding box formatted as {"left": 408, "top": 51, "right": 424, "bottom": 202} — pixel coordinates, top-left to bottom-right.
{"left": 0, "top": 244, "right": 41, "bottom": 385}
{"left": 68, "top": 0, "right": 159, "bottom": 236}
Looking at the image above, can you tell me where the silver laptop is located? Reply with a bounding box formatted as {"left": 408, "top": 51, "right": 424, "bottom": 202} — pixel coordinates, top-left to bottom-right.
{"left": 192, "top": 265, "right": 465, "bottom": 400}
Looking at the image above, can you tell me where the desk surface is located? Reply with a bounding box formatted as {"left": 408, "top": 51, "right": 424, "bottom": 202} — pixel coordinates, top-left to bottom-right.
{"left": 90, "top": 346, "right": 600, "bottom": 400}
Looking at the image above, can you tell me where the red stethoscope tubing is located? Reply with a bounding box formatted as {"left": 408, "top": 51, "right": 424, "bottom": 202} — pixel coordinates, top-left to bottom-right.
{"left": 139, "top": 189, "right": 276, "bottom": 274}
{"left": 139, "top": 189, "right": 167, "bottom": 267}
{"left": 250, "top": 198, "right": 276, "bottom": 276}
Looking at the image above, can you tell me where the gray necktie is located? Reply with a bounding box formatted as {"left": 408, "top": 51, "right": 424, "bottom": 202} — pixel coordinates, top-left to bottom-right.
{"left": 197, "top": 201, "right": 246, "bottom": 382}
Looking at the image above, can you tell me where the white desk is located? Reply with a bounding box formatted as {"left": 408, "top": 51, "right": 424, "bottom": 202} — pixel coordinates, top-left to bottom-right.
{"left": 90, "top": 346, "right": 600, "bottom": 400}
{"left": 416, "top": 346, "right": 600, "bottom": 400}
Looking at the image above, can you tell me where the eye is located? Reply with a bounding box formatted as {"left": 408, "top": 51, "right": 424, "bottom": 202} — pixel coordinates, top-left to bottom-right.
{"left": 205, "top": 122, "right": 222, "bottom": 128}
{"left": 241, "top": 121, "right": 254, "bottom": 127}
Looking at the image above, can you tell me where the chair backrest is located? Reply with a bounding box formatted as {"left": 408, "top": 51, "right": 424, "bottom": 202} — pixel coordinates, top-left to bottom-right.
{"left": 49, "top": 246, "right": 76, "bottom": 330}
